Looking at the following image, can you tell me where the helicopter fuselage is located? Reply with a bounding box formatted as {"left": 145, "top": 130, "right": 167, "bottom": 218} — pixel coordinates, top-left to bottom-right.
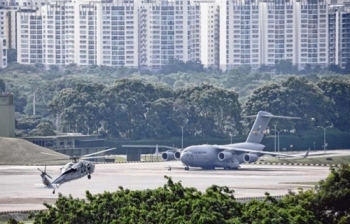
{"left": 52, "top": 160, "right": 95, "bottom": 185}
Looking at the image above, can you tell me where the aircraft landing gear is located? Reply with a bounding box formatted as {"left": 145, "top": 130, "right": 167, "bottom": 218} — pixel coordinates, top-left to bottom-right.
{"left": 88, "top": 174, "right": 91, "bottom": 179}
{"left": 53, "top": 189, "right": 55, "bottom": 194}
{"left": 184, "top": 167, "right": 189, "bottom": 171}
{"left": 224, "top": 167, "right": 239, "bottom": 170}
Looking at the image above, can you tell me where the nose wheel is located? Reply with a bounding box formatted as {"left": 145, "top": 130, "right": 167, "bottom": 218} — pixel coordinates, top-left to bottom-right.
{"left": 53, "top": 189, "right": 55, "bottom": 194}
{"left": 88, "top": 174, "right": 91, "bottom": 179}
{"left": 184, "top": 167, "right": 189, "bottom": 171}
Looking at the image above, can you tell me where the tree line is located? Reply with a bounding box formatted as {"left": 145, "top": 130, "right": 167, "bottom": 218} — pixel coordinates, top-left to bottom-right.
{"left": 7, "top": 164, "right": 350, "bottom": 224}
{"left": 45, "top": 77, "right": 350, "bottom": 139}
{"left": 0, "top": 62, "right": 350, "bottom": 138}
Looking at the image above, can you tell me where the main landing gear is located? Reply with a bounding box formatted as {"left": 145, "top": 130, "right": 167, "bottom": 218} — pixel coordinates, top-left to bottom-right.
{"left": 53, "top": 189, "right": 55, "bottom": 194}
{"left": 88, "top": 174, "right": 91, "bottom": 179}
{"left": 184, "top": 167, "right": 189, "bottom": 171}
{"left": 224, "top": 166, "right": 239, "bottom": 170}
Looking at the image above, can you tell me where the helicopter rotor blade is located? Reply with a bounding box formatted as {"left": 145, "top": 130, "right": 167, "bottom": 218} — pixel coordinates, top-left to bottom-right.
{"left": 82, "top": 148, "right": 116, "bottom": 158}
{"left": 81, "top": 155, "right": 109, "bottom": 160}
{"left": 40, "top": 152, "right": 70, "bottom": 158}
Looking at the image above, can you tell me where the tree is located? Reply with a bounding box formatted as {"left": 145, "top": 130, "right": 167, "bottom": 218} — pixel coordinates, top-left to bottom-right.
{"left": 176, "top": 84, "right": 242, "bottom": 137}
{"left": 328, "top": 64, "right": 343, "bottom": 74}
{"left": 243, "top": 77, "right": 334, "bottom": 130}
{"left": 283, "top": 165, "right": 350, "bottom": 224}
{"left": 29, "top": 121, "right": 56, "bottom": 136}
{"left": 7, "top": 49, "right": 17, "bottom": 63}
{"left": 317, "top": 79, "right": 350, "bottom": 131}
{"left": 0, "top": 79, "right": 5, "bottom": 92}
{"left": 28, "top": 175, "right": 321, "bottom": 224}
{"left": 275, "top": 60, "right": 298, "bottom": 75}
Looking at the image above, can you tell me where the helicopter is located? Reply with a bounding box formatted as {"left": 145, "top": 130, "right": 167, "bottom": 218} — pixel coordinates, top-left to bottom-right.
{"left": 35, "top": 147, "right": 116, "bottom": 194}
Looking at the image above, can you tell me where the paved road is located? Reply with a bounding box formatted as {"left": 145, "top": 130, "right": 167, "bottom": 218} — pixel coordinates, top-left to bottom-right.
{"left": 0, "top": 162, "right": 331, "bottom": 212}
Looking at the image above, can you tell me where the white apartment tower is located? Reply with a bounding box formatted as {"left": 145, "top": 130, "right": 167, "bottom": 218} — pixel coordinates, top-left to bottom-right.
{"left": 220, "top": 0, "right": 261, "bottom": 71}
{"left": 12, "top": 0, "right": 350, "bottom": 70}
{"left": 220, "top": 0, "right": 329, "bottom": 71}
{"left": 329, "top": 4, "right": 350, "bottom": 68}
{"left": 17, "top": 0, "right": 139, "bottom": 67}
{"left": 138, "top": 0, "right": 200, "bottom": 70}
{"left": 294, "top": 0, "right": 328, "bottom": 69}
{"left": 0, "top": 37, "right": 6, "bottom": 67}
{"left": 259, "top": 0, "right": 296, "bottom": 67}
{"left": 199, "top": 1, "right": 220, "bottom": 68}
{"left": 16, "top": 8, "right": 42, "bottom": 64}
{"left": 98, "top": 1, "right": 138, "bottom": 67}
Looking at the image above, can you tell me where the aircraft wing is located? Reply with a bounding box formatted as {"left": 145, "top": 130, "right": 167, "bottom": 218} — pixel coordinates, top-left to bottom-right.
{"left": 214, "top": 145, "right": 310, "bottom": 159}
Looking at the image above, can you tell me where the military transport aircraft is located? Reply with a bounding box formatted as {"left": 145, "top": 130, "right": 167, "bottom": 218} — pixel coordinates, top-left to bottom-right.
{"left": 162, "top": 111, "right": 310, "bottom": 170}
{"left": 35, "top": 147, "right": 116, "bottom": 194}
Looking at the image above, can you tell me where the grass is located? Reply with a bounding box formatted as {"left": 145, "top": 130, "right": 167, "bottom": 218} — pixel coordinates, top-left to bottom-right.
{"left": 265, "top": 155, "right": 350, "bottom": 165}
{"left": 114, "top": 156, "right": 126, "bottom": 162}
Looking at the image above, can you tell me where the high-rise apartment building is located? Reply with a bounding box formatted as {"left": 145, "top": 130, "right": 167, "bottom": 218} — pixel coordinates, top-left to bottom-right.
{"left": 16, "top": 7, "right": 42, "bottom": 64}
{"left": 0, "top": 37, "right": 7, "bottom": 67}
{"left": 11, "top": 0, "right": 350, "bottom": 70}
{"left": 294, "top": 0, "right": 329, "bottom": 69}
{"left": 329, "top": 4, "right": 350, "bottom": 67}
{"left": 17, "top": 0, "right": 139, "bottom": 67}
{"left": 199, "top": 1, "right": 220, "bottom": 69}
{"left": 138, "top": 0, "right": 200, "bottom": 70}
{"left": 220, "top": 0, "right": 329, "bottom": 71}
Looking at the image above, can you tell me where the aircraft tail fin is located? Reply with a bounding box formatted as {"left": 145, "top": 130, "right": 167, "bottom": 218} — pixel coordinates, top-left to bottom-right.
{"left": 154, "top": 144, "right": 159, "bottom": 155}
{"left": 243, "top": 111, "right": 301, "bottom": 144}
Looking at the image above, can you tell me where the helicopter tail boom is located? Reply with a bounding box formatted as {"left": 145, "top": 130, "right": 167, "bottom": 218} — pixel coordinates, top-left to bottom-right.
{"left": 37, "top": 166, "right": 58, "bottom": 193}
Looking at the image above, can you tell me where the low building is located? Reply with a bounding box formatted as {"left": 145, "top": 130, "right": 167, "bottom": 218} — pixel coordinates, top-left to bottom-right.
{"left": 22, "top": 133, "right": 112, "bottom": 161}
{"left": 0, "top": 94, "right": 15, "bottom": 137}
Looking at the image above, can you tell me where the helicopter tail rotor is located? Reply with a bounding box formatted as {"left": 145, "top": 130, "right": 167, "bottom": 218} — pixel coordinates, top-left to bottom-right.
{"left": 38, "top": 166, "right": 52, "bottom": 179}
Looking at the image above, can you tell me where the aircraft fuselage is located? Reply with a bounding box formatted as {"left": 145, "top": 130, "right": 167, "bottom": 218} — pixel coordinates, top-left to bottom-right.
{"left": 180, "top": 142, "right": 265, "bottom": 169}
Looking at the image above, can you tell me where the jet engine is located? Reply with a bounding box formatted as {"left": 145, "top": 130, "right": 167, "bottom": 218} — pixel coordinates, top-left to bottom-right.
{"left": 218, "top": 151, "right": 233, "bottom": 161}
{"left": 243, "top": 154, "right": 259, "bottom": 163}
{"left": 174, "top": 151, "right": 181, "bottom": 160}
{"left": 162, "top": 151, "right": 175, "bottom": 161}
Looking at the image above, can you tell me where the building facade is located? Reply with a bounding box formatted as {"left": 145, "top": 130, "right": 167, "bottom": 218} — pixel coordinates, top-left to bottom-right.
{"left": 11, "top": 0, "right": 350, "bottom": 70}
{"left": 329, "top": 3, "right": 350, "bottom": 68}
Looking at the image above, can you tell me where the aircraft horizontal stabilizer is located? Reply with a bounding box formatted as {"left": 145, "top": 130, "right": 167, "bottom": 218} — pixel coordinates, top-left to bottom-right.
{"left": 243, "top": 115, "right": 301, "bottom": 120}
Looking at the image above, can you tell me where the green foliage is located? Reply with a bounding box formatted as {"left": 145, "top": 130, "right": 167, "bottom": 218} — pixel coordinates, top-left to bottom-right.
{"left": 159, "top": 59, "right": 205, "bottom": 74}
{"left": 243, "top": 77, "right": 334, "bottom": 130}
{"left": 49, "top": 80, "right": 242, "bottom": 139}
{"left": 317, "top": 79, "right": 350, "bottom": 131}
{"left": 0, "top": 79, "right": 5, "bottom": 92}
{"left": 30, "top": 176, "right": 319, "bottom": 224}
{"left": 29, "top": 120, "right": 56, "bottom": 136}
{"left": 7, "top": 49, "right": 17, "bottom": 63}
{"left": 26, "top": 164, "right": 350, "bottom": 224}
{"left": 283, "top": 164, "right": 350, "bottom": 224}
{"left": 6, "top": 217, "right": 24, "bottom": 224}
{"left": 15, "top": 115, "right": 55, "bottom": 136}
{"left": 275, "top": 60, "right": 298, "bottom": 75}
{"left": 1, "top": 62, "right": 350, "bottom": 139}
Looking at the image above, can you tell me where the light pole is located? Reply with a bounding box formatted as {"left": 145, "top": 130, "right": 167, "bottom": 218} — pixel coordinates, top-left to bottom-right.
{"left": 276, "top": 129, "right": 286, "bottom": 152}
{"left": 274, "top": 125, "right": 277, "bottom": 152}
{"left": 317, "top": 125, "right": 333, "bottom": 154}
{"left": 181, "top": 126, "right": 184, "bottom": 150}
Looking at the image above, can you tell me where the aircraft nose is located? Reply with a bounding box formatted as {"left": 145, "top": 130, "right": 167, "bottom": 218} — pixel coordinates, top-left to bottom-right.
{"left": 180, "top": 151, "right": 189, "bottom": 164}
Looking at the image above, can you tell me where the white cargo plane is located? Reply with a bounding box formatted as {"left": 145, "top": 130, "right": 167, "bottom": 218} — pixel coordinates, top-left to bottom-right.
{"left": 162, "top": 111, "right": 310, "bottom": 170}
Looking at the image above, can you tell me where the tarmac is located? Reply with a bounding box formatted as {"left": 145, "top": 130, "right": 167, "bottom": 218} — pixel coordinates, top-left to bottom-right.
{"left": 0, "top": 162, "right": 332, "bottom": 212}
